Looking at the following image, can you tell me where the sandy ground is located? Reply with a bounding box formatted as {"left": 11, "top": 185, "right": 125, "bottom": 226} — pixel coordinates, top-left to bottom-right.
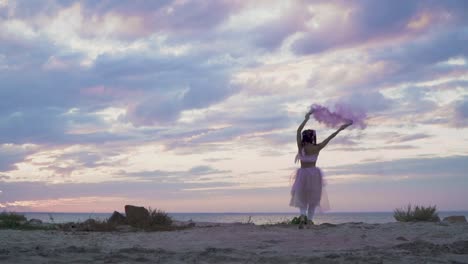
{"left": 1, "top": 222, "right": 468, "bottom": 263}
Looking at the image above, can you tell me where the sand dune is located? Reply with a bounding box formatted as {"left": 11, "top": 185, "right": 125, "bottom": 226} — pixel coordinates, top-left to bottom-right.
{"left": 1, "top": 222, "right": 467, "bottom": 263}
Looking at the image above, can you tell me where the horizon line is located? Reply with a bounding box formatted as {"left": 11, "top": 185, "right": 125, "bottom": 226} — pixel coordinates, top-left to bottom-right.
{"left": 14, "top": 210, "right": 468, "bottom": 214}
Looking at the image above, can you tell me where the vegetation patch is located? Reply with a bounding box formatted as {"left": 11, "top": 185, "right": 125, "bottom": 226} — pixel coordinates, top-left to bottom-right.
{"left": 148, "top": 207, "right": 173, "bottom": 226}
{"left": 394, "top": 204, "right": 439, "bottom": 222}
{"left": 0, "top": 212, "right": 27, "bottom": 228}
{"left": 0, "top": 207, "right": 187, "bottom": 232}
{"left": 0, "top": 212, "right": 54, "bottom": 230}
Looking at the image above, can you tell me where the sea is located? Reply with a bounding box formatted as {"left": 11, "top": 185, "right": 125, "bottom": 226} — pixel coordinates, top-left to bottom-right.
{"left": 20, "top": 211, "right": 468, "bottom": 225}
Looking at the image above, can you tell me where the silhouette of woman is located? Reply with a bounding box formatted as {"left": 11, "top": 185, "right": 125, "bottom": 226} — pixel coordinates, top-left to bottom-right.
{"left": 290, "top": 109, "right": 352, "bottom": 226}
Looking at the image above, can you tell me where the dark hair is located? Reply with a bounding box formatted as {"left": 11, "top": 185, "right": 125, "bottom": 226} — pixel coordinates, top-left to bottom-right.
{"left": 302, "top": 129, "right": 316, "bottom": 146}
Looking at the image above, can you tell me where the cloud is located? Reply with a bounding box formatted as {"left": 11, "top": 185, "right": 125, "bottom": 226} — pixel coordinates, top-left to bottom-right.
{"left": 327, "top": 136, "right": 359, "bottom": 146}
{"left": 291, "top": 0, "right": 417, "bottom": 55}
{"left": 203, "top": 157, "right": 232, "bottom": 163}
{"left": 33, "top": 150, "right": 126, "bottom": 178}
{"left": 372, "top": 30, "right": 468, "bottom": 69}
{"left": 125, "top": 165, "right": 231, "bottom": 182}
{"left": 252, "top": 2, "right": 311, "bottom": 50}
{"left": 2, "top": 0, "right": 462, "bottom": 148}
{"left": 0, "top": 144, "right": 38, "bottom": 172}
{"left": 326, "top": 155, "right": 468, "bottom": 179}
{"left": 0, "top": 106, "right": 134, "bottom": 145}
{"left": 66, "top": 0, "right": 244, "bottom": 41}
{"left": 2, "top": 0, "right": 243, "bottom": 41}
{"left": 291, "top": 0, "right": 466, "bottom": 55}
{"left": 386, "top": 133, "right": 431, "bottom": 144}
{"left": 451, "top": 97, "right": 468, "bottom": 127}
{"left": 89, "top": 49, "right": 241, "bottom": 126}
{"left": 331, "top": 144, "right": 418, "bottom": 152}
{"left": 335, "top": 91, "right": 395, "bottom": 113}
{"left": 0, "top": 179, "right": 238, "bottom": 206}
{"left": 154, "top": 94, "right": 297, "bottom": 152}
{"left": 150, "top": 0, "right": 243, "bottom": 34}
{"left": 0, "top": 26, "right": 241, "bottom": 144}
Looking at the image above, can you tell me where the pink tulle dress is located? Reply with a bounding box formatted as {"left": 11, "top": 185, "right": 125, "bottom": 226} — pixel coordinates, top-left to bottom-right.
{"left": 290, "top": 149, "right": 330, "bottom": 211}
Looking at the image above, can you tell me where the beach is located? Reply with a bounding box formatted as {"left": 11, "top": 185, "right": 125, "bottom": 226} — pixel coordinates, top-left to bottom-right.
{"left": 1, "top": 221, "right": 467, "bottom": 263}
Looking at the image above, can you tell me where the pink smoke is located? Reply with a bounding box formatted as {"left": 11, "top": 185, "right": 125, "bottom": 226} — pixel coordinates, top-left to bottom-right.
{"left": 310, "top": 103, "right": 367, "bottom": 129}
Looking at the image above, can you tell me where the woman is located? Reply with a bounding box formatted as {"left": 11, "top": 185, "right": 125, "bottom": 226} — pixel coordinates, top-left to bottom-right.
{"left": 290, "top": 109, "right": 352, "bottom": 225}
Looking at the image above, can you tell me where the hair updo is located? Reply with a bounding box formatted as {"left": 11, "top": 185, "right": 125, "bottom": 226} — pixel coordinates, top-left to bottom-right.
{"left": 302, "top": 129, "right": 316, "bottom": 146}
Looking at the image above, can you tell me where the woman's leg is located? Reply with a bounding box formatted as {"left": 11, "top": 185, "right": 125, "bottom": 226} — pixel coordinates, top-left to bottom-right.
{"left": 300, "top": 207, "right": 307, "bottom": 216}
{"left": 307, "top": 205, "right": 316, "bottom": 221}
{"left": 298, "top": 207, "right": 307, "bottom": 228}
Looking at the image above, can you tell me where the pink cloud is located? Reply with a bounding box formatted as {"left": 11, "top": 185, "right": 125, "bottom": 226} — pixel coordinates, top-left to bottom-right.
{"left": 0, "top": 196, "right": 132, "bottom": 213}
{"left": 291, "top": 1, "right": 464, "bottom": 55}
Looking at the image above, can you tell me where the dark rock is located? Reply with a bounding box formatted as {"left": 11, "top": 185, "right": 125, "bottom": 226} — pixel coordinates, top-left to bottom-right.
{"left": 125, "top": 205, "right": 150, "bottom": 227}
{"left": 396, "top": 236, "right": 409, "bottom": 241}
{"left": 28, "top": 219, "right": 43, "bottom": 225}
{"left": 108, "top": 211, "right": 127, "bottom": 225}
{"left": 27, "top": 218, "right": 45, "bottom": 227}
{"left": 442, "top": 216, "right": 467, "bottom": 223}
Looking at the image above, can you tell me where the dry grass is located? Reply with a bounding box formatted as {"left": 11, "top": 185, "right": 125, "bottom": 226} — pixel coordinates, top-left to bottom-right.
{"left": 57, "top": 208, "right": 181, "bottom": 232}
{"left": 0, "top": 211, "right": 27, "bottom": 228}
{"left": 148, "top": 207, "right": 173, "bottom": 226}
{"left": 0, "top": 212, "right": 54, "bottom": 230}
{"left": 57, "top": 219, "right": 118, "bottom": 232}
{"left": 0, "top": 209, "right": 187, "bottom": 232}
{"left": 394, "top": 204, "right": 439, "bottom": 222}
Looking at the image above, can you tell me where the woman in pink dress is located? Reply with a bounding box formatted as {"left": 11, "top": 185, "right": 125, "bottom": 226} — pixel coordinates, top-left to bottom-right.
{"left": 290, "top": 110, "right": 352, "bottom": 225}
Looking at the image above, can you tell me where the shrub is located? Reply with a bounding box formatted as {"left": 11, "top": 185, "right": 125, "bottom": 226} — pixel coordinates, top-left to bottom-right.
{"left": 394, "top": 204, "right": 439, "bottom": 222}
{"left": 148, "top": 207, "right": 173, "bottom": 226}
{"left": 290, "top": 215, "right": 310, "bottom": 225}
{"left": 0, "top": 212, "right": 27, "bottom": 228}
{"left": 55, "top": 207, "right": 179, "bottom": 232}
{"left": 57, "top": 219, "right": 118, "bottom": 232}
{"left": 290, "top": 216, "right": 302, "bottom": 225}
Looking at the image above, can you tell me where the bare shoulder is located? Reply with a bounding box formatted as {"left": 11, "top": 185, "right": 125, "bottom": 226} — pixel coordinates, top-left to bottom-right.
{"left": 304, "top": 145, "right": 320, "bottom": 155}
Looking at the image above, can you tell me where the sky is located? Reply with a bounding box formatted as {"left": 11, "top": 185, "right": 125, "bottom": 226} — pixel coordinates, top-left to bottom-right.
{"left": 0, "top": 0, "right": 467, "bottom": 213}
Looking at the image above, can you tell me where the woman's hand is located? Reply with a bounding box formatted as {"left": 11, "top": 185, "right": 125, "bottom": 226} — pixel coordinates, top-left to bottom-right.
{"left": 339, "top": 120, "right": 353, "bottom": 130}
{"left": 305, "top": 109, "right": 314, "bottom": 119}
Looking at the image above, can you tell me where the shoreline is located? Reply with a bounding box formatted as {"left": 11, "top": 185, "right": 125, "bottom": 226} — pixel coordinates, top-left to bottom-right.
{"left": 16, "top": 211, "right": 468, "bottom": 226}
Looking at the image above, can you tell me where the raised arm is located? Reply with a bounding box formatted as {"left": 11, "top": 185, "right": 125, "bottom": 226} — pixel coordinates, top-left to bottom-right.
{"left": 297, "top": 112, "right": 312, "bottom": 150}
{"left": 317, "top": 121, "right": 352, "bottom": 150}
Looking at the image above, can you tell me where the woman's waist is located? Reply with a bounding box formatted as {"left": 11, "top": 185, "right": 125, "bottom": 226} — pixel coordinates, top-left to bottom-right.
{"left": 295, "top": 166, "right": 323, "bottom": 177}
{"left": 300, "top": 161, "right": 317, "bottom": 168}
{"left": 298, "top": 157, "right": 318, "bottom": 162}
{"left": 298, "top": 165, "right": 320, "bottom": 170}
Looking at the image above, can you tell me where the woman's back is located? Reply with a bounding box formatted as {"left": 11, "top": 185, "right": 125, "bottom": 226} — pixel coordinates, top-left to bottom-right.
{"left": 303, "top": 144, "right": 320, "bottom": 156}
{"left": 298, "top": 145, "right": 320, "bottom": 167}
